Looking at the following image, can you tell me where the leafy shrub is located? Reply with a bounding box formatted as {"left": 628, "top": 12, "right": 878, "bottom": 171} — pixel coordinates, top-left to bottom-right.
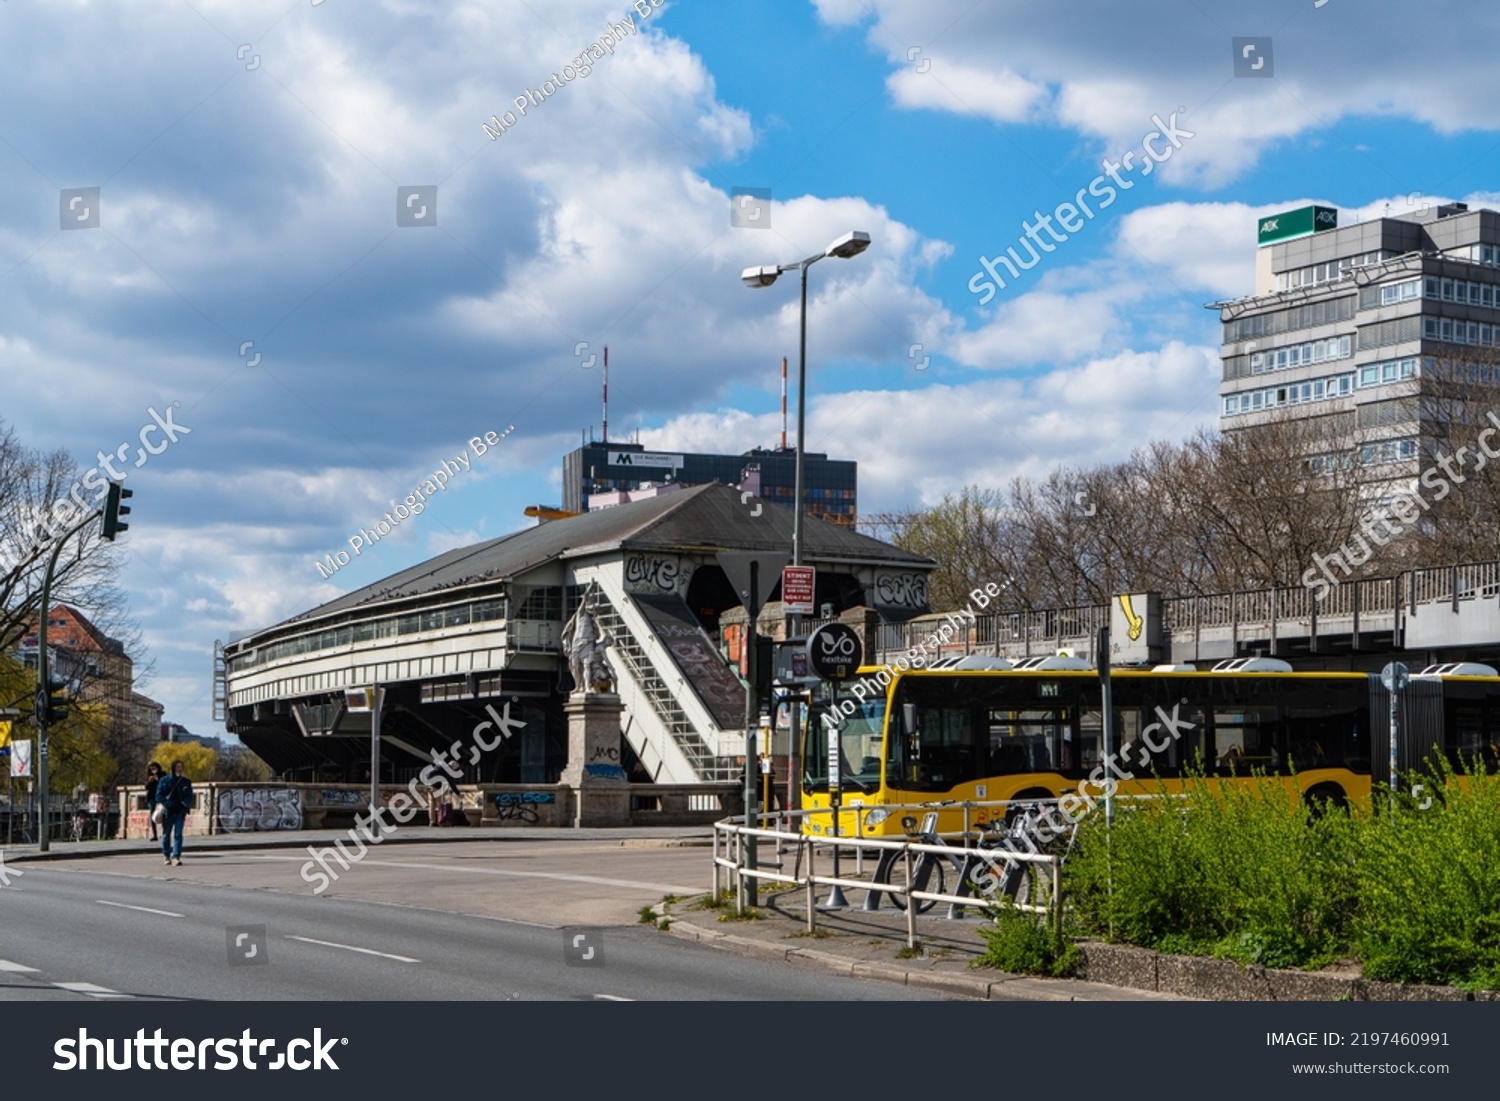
{"left": 976, "top": 901, "right": 1079, "bottom": 978}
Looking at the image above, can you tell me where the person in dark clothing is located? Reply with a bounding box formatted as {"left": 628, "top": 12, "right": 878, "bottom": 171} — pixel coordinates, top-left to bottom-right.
{"left": 144, "top": 762, "right": 162, "bottom": 842}
{"left": 155, "top": 760, "right": 196, "bottom": 866}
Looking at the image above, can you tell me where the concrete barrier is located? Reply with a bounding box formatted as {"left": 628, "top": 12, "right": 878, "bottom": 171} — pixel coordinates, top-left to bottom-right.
{"left": 117, "top": 781, "right": 743, "bottom": 834}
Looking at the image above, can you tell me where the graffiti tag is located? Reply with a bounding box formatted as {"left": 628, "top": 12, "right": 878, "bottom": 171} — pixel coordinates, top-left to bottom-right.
{"left": 624, "top": 555, "right": 681, "bottom": 592}
{"left": 875, "top": 572, "right": 928, "bottom": 609}
{"left": 218, "top": 788, "right": 303, "bottom": 831}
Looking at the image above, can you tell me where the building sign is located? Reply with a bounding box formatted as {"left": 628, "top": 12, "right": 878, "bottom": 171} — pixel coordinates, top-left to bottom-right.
{"left": 608, "top": 451, "right": 683, "bottom": 469}
{"left": 781, "top": 566, "right": 815, "bottom": 615}
{"left": 1258, "top": 205, "right": 1337, "bottom": 246}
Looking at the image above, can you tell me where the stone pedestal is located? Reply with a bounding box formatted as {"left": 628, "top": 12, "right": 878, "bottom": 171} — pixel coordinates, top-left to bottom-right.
{"left": 560, "top": 693, "right": 632, "bottom": 827}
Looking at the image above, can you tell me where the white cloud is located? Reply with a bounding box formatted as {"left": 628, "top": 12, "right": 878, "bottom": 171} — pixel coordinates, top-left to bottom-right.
{"left": 815, "top": 0, "right": 1500, "bottom": 186}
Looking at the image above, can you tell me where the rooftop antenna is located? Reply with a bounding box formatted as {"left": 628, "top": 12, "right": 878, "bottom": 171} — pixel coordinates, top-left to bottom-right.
{"left": 780, "top": 356, "right": 788, "bottom": 450}
{"left": 602, "top": 345, "right": 609, "bottom": 443}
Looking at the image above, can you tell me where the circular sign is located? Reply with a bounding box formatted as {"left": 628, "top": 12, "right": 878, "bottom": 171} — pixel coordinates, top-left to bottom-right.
{"left": 806, "top": 623, "right": 863, "bottom": 681}
{"left": 1381, "top": 662, "right": 1409, "bottom": 693}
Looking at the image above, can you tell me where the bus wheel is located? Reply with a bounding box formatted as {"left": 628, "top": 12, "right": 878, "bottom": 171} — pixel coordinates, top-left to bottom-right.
{"left": 1303, "top": 785, "right": 1347, "bottom": 818}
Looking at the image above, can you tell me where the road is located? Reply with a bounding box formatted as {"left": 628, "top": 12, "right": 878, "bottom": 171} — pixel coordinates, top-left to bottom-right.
{"left": 0, "top": 842, "right": 949, "bottom": 1001}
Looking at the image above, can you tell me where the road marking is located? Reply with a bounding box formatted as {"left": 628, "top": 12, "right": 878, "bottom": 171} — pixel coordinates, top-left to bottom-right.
{"left": 593, "top": 993, "right": 634, "bottom": 1001}
{"left": 0, "top": 959, "right": 40, "bottom": 973}
{"left": 286, "top": 935, "right": 420, "bottom": 963}
{"left": 54, "top": 982, "right": 131, "bottom": 999}
{"left": 248, "top": 855, "right": 699, "bottom": 894}
{"left": 96, "top": 899, "right": 183, "bottom": 918}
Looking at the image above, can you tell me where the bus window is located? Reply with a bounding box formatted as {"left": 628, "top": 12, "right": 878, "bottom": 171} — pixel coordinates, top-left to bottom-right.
{"left": 1212, "top": 706, "right": 1280, "bottom": 773}
{"left": 1286, "top": 705, "right": 1361, "bottom": 771}
{"left": 802, "top": 698, "right": 885, "bottom": 793}
{"left": 1446, "top": 703, "right": 1484, "bottom": 773}
{"left": 887, "top": 702, "right": 984, "bottom": 792}
{"left": 987, "top": 709, "right": 1064, "bottom": 774}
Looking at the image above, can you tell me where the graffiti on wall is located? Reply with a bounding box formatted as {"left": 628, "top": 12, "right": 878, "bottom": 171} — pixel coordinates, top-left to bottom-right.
{"left": 318, "top": 789, "right": 365, "bottom": 807}
{"left": 494, "top": 790, "right": 555, "bottom": 824}
{"left": 218, "top": 788, "right": 303, "bottom": 831}
{"left": 874, "top": 572, "right": 928, "bottom": 609}
{"left": 624, "top": 555, "right": 683, "bottom": 593}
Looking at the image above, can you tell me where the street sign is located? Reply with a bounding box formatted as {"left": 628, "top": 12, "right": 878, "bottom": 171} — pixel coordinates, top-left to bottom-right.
{"left": 10, "top": 740, "right": 32, "bottom": 778}
{"left": 807, "top": 623, "right": 862, "bottom": 681}
{"left": 1381, "top": 662, "right": 1409, "bottom": 693}
{"left": 781, "top": 566, "right": 815, "bottom": 615}
{"left": 716, "top": 551, "right": 789, "bottom": 620}
{"left": 827, "top": 736, "right": 841, "bottom": 793}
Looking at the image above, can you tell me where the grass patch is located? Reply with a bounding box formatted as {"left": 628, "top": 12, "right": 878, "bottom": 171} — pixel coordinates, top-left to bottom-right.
{"left": 717, "top": 907, "right": 764, "bottom": 922}
{"left": 637, "top": 905, "right": 658, "bottom": 924}
{"left": 895, "top": 942, "right": 924, "bottom": 960}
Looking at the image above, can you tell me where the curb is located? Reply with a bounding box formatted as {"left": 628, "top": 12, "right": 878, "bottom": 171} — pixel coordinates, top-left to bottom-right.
{"left": 1076, "top": 940, "right": 1499, "bottom": 1002}
{"left": 661, "top": 913, "right": 1100, "bottom": 1001}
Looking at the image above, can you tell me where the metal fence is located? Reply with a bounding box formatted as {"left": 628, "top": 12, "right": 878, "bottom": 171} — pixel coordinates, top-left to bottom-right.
{"left": 711, "top": 802, "right": 1063, "bottom": 949}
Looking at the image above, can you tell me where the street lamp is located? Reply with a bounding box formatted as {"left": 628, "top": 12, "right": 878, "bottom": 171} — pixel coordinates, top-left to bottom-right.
{"left": 740, "top": 230, "right": 870, "bottom": 574}
{"left": 741, "top": 229, "right": 871, "bottom": 874}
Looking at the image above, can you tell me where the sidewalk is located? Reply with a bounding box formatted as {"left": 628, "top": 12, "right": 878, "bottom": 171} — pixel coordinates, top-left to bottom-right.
{"left": 659, "top": 883, "right": 1188, "bottom": 1002}
{"left": 2, "top": 824, "right": 713, "bottom": 864}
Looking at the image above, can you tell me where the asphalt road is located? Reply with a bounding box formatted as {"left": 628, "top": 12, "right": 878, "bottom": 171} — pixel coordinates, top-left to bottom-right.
{"left": 0, "top": 861, "right": 950, "bottom": 1002}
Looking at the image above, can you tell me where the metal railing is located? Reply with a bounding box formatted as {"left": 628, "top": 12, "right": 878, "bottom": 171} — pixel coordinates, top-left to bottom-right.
{"left": 591, "top": 593, "right": 738, "bottom": 782}
{"left": 711, "top": 802, "right": 1064, "bottom": 949}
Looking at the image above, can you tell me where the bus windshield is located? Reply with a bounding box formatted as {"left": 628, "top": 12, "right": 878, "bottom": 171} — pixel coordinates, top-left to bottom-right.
{"left": 803, "top": 694, "right": 886, "bottom": 793}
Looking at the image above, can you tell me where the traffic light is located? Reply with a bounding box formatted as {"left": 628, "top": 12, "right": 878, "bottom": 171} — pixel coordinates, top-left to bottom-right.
{"left": 35, "top": 673, "right": 69, "bottom": 727}
{"left": 102, "top": 480, "right": 132, "bottom": 541}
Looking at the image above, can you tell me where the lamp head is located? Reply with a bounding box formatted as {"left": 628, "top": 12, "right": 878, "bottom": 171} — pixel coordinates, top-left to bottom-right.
{"left": 741, "top": 265, "right": 781, "bottom": 289}
{"left": 825, "top": 230, "right": 871, "bottom": 259}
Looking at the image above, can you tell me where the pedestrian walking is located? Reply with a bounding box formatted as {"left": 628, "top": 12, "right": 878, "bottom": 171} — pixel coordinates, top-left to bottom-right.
{"left": 155, "top": 760, "right": 196, "bottom": 866}
{"left": 144, "top": 762, "right": 162, "bottom": 842}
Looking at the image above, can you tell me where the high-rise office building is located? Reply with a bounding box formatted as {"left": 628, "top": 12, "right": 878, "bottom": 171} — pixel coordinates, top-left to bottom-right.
{"left": 562, "top": 442, "right": 857, "bottom": 524}
{"left": 1213, "top": 202, "right": 1500, "bottom": 488}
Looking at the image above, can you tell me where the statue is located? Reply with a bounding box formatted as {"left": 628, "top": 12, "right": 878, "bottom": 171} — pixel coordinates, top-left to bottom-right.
{"left": 561, "top": 590, "right": 616, "bottom": 695}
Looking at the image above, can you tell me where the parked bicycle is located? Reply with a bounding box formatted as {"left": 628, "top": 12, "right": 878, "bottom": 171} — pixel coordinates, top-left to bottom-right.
{"left": 868, "top": 800, "right": 1072, "bottom": 916}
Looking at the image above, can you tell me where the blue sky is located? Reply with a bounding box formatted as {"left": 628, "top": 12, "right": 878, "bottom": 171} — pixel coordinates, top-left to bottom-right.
{"left": 4, "top": 0, "right": 1500, "bottom": 737}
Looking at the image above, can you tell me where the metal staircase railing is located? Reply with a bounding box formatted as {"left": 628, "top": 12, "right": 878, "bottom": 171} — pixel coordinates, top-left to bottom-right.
{"left": 591, "top": 593, "right": 740, "bottom": 782}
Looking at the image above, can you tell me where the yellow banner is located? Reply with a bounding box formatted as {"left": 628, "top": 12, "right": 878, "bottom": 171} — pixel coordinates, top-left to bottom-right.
{"left": 0, "top": 721, "right": 10, "bottom": 747}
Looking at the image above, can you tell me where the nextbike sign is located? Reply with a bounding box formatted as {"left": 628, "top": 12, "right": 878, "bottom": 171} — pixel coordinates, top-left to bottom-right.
{"left": 1258, "top": 205, "right": 1337, "bottom": 246}
{"left": 807, "top": 622, "right": 862, "bottom": 681}
{"left": 608, "top": 451, "right": 682, "bottom": 469}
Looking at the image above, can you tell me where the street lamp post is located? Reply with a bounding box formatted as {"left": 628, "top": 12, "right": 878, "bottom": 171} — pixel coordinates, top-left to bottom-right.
{"left": 741, "top": 230, "right": 871, "bottom": 826}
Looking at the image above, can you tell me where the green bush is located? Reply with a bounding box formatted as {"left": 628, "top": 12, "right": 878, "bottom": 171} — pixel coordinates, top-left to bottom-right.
{"left": 1063, "top": 763, "right": 1500, "bottom": 988}
{"left": 976, "top": 901, "right": 1079, "bottom": 978}
{"left": 1068, "top": 771, "right": 1353, "bottom": 969}
{"left": 1349, "top": 763, "right": 1500, "bottom": 988}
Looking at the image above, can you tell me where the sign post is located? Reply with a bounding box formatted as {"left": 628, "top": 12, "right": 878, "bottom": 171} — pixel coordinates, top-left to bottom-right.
{"left": 807, "top": 622, "right": 862, "bottom": 909}
{"left": 717, "top": 551, "right": 788, "bottom": 910}
{"left": 1382, "top": 662, "right": 1409, "bottom": 815}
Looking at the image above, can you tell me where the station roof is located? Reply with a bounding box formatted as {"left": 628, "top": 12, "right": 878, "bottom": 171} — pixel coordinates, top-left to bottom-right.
{"left": 270, "top": 482, "right": 933, "bottom": 631}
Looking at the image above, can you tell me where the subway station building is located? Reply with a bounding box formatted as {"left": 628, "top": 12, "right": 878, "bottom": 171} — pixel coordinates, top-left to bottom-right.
{"left": 222, "top": 483, "right": 931, "bottom": 786}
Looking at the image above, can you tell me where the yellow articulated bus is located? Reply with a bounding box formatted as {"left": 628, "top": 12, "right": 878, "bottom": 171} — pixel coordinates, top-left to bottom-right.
{"left": 801, "top": 656, "right": 1500, "bottom": 839}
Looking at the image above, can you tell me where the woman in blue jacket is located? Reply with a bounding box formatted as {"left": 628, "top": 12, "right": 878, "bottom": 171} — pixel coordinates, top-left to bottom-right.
{"left": 155, "top": 760, "right": 196, "bottom": 866}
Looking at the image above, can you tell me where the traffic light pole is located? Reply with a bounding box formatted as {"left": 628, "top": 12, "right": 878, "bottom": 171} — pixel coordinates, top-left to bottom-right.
{"left": 35, "top": 509, "right": 103, "bottom": 852}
